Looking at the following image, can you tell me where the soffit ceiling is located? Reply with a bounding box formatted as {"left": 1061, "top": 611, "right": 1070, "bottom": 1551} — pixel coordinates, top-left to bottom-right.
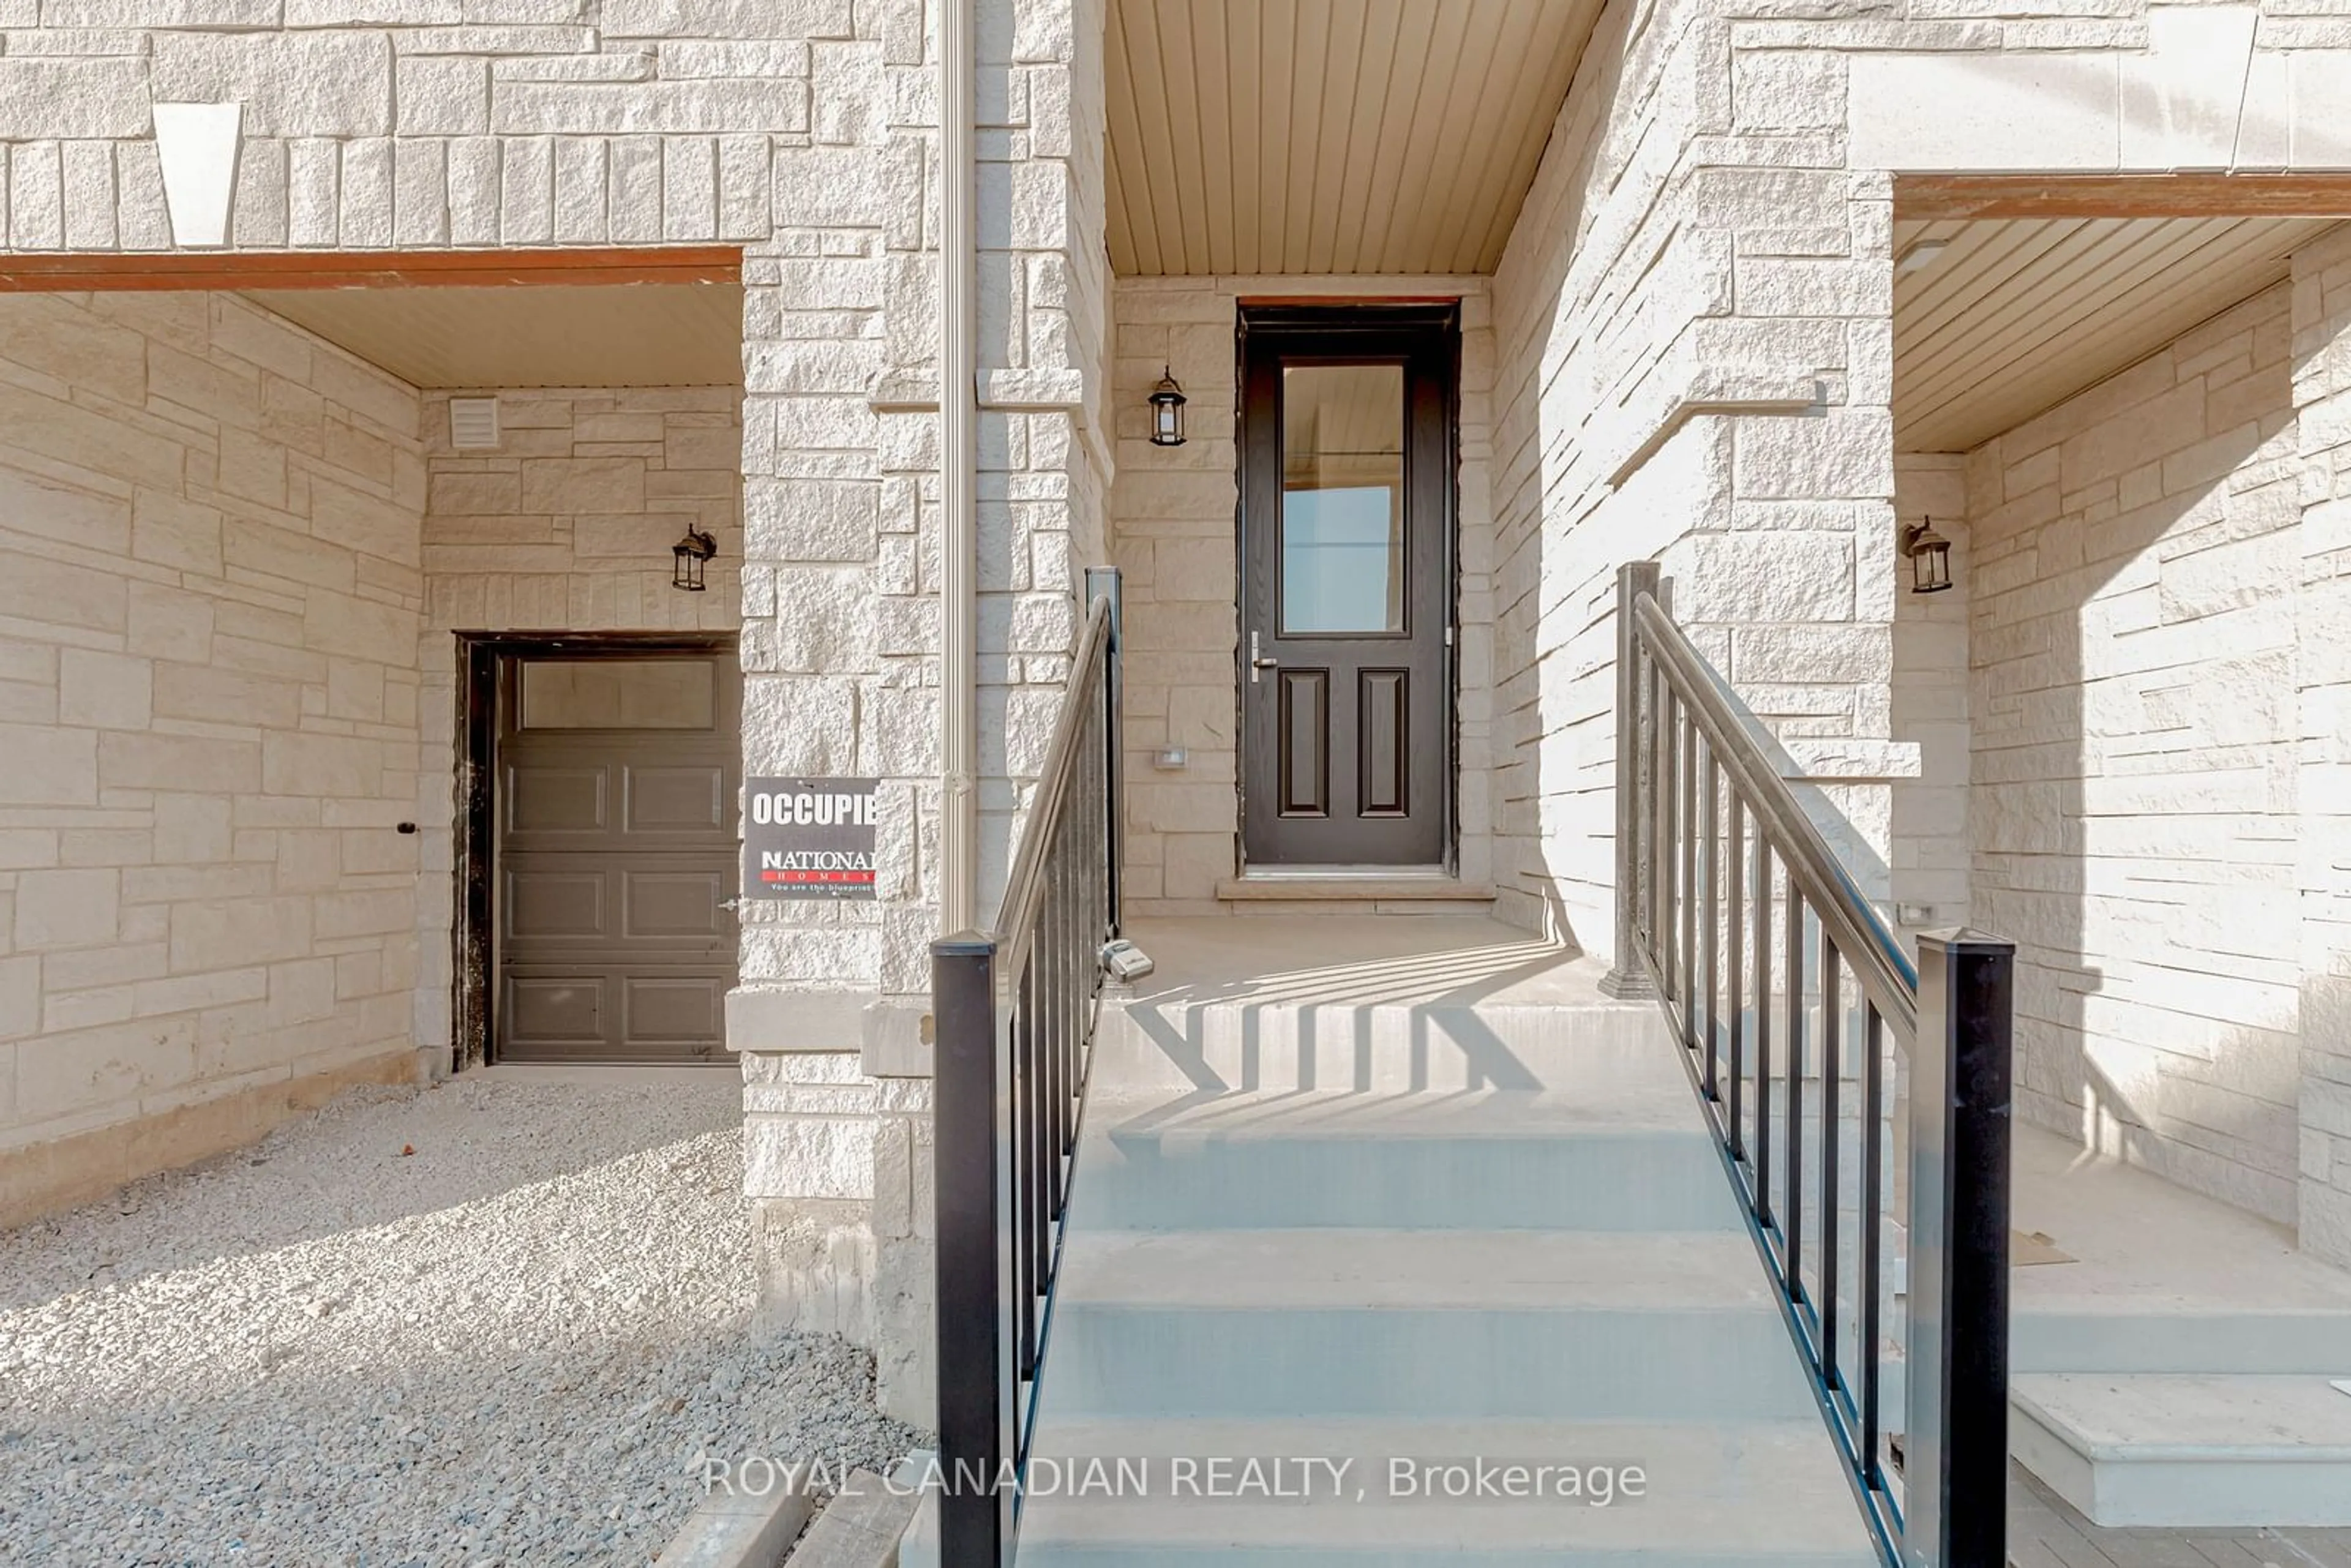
{"left": 1893, "top": 215, "right": 2341, "bottom": 452}
{"left": 1106, "top": 0, "right": 1603, "bottom": 277}
{"left": 241, "top": 282, "right": 744, "bottom": 389}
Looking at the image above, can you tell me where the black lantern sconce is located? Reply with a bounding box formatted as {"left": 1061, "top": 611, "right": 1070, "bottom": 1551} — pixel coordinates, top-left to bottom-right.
{"left": 1148, "top": 366, "right": 1187, "bottom": 447}
{"left": 671, "top": 525, "right": 718, "bottom": 592}
{"left": 1902, "top": 519, "right": 1954, "bottom": 596}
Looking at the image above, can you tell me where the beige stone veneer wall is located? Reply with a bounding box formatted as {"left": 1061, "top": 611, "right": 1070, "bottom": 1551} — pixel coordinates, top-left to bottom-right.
{"left": 2295, "top": 226, "right": 2351, "bottom": 1265}
{"left": 1891, "top": 454, "right": 1971, "bottom": 942}
{"left": 1485, "top": 0, "right": 1911, "bottom": 952}
{"left": 1963, "top": 283, "right": 2306, "bottom": 1228}
{"left": 0, "top": 291, "right": 429, "bottom": 1225}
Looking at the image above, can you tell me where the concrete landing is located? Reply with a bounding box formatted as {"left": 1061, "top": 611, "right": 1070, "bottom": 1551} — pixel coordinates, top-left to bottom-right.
{"left": 2009, "top": 1123, "right": 2351, "bottom": 1526}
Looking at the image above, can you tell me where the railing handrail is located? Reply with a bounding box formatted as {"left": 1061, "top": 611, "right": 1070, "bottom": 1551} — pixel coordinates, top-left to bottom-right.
{"left": 994, "top": 596, "right": 1112, "bottom": 950}
{"left": 1630, "top": 591, "right": 1919, "bottom": 1041}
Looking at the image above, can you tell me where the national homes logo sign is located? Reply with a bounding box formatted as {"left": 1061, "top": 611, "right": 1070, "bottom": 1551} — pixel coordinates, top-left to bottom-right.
{"left": 743, "top": 778, "right": 878, "bottom": 900}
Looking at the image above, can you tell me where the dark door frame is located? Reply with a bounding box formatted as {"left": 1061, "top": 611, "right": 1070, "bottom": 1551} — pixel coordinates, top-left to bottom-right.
{"left": 1233, "top": 301, "right": 1461, "bottom": 873}
{"left": 452, "top": 629, "right": 740, "bottom": 1073}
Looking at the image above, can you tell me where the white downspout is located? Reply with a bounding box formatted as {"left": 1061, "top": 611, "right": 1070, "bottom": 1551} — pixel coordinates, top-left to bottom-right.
{"left": 938, "top": 0, "right": 978, "bottom": 934}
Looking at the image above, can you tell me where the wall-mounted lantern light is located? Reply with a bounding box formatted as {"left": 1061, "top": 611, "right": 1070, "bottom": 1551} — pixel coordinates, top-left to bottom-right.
{"left": 1149, "top": 366, "right": 1187, "bottom": 447}
{"left": 1902, "top": 519, "right": 1954, "bottom": 595}
{"left": 672, "top": 525, "right": 718, "bottom": 592}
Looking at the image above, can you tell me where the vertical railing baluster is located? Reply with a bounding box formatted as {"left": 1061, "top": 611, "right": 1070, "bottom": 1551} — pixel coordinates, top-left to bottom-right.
{"left": 1784, "top": 895, "right": 1805, "bottom": 1288}
{"left": 1652, "top": 672, "right": 1668, "bottom": 973}
{"left": 1680, "top": 715, "right": 1698, "bottom": 1046}
{"left": 1063, "top": 808, "right": 1082, "bottom": 1151}
{"left": 1017, "top": 961, "right": 1040, "bottom": 1380}
{"left": 1703, "top": 756, "right": 1720, "bottom": 1100}
{"left": 1820, "top": 945, "right": 1842, "bottom": 1390}
{"left": 1046, "top": 819, "right": 1064, "bottom": 1195}
{"left": 1753, "top": 841, "right": 1774, "bottom": 1229}
{"left": 1056, "top": 815, "right": 1075, "bottom": 1169}
{"left": 1658, "top": 687, "right": 1676, "bottom": 992}
{"left": 1860, "top": 1000, "right": 1885, "bottom": 1486}
{"left": 1726, "top": 798, "right": 1745, "bottom": 1157}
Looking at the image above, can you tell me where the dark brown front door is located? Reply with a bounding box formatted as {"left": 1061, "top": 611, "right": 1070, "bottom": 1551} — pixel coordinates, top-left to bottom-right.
{"left": 1240, "top": 306, "right": 1455, "bottom": 869}
{"left": 495, "top": 650, "right": 740, "bottom": 1062}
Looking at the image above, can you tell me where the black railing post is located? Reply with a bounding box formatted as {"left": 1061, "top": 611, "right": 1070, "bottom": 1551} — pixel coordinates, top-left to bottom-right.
{"left": 1084, "top": 567, "right": 1123, "bottom": 939}
{"left": 934, "top": 934, "right": 1013, "bottom": 1567}
{"left": 1602, "top": 560, "right": 1661, "bottom": 997}
{"left": 1904, "top": 931, "right": 2014, "bottom": 1568}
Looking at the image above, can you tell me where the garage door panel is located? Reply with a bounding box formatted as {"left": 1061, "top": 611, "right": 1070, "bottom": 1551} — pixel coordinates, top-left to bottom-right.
{"left": 506, "top": 764, "right": 609, "bottom": 835}
{"left": 624, "top": 975, "right": 726, "bottom": 1045}
{"left": 504, "top": 867, "right": 609, "bottom": 942}
{"left": 499, "top": 858, "right": 732, "bottom": 953}
{"left": 624, "top": 867, "right": 729, "bottom": 940}
{"left": 627, "top": 763, "right": 727, "bottom": 833}
{"left": 499, "top": 969, "right": 730, "bottom": 1060}
{"left": 502, "top": 973, "right": 607, "bottom": 1050}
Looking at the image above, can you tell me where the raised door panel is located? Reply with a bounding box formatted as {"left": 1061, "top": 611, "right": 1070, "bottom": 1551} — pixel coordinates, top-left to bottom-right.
{"left": 503, "top": 868, "right": 607, "bottom": 942}
{"left": 625, "top": 763, "right": 728, "bottom": 836}
{"left": 506, "top": 765, "right": 608, "bottom": 836}
{"left": 503, "top": 975, "right": 607, "bottom": 1052}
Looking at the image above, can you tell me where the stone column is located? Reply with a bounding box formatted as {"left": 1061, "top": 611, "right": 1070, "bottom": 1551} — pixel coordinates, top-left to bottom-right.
{"left": 769, "top": 0, "right": 1108, "bottom": 1425}
{"left": 735, "top": 2, "right": 897, "bottom": 1362}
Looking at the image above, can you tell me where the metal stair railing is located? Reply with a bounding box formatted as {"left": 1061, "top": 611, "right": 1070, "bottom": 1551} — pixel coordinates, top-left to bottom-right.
{"left": 931, "top": 574, "right": 1122, "bottom": 1568}
{"left": 1602, "top": 560, "right": 2015, "bottom": 1568}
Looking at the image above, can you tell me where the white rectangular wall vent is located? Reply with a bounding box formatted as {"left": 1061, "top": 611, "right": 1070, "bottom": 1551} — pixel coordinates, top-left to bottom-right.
{"left": 449, "top": 397, "right": 500, "bottom": 449}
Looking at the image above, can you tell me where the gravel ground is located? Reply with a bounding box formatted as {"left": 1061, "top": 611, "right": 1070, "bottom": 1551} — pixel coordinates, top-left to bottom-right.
{"left": 0, "top": 1075, "right": 921, "bottom": 1566}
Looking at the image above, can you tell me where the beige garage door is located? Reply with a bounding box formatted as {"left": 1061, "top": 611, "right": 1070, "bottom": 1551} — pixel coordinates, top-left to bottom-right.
{"left": 495, "top": 653, "right": 740, "bottom": 1063}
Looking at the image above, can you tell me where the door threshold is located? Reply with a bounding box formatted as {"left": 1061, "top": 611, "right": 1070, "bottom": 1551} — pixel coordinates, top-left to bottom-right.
{"left": 470, "top": 1060, "right": 737, "bottom": 1082}
{"left": 1217, "top": 871, "right": 1494, "bottom": 903}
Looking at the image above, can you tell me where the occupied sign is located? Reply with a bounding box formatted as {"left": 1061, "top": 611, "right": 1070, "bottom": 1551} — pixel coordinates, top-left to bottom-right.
{"left": 743, "top": 778, "right": 879, "bottom": 899}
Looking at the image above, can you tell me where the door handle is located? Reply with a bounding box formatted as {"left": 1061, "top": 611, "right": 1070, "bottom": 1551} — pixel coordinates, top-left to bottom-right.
{"left": 1250, "top": 631, "right": 1277, "bottom": 683}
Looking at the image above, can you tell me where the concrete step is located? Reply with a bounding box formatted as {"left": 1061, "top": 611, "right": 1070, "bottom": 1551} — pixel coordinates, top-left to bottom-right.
{"left": 1071, "top": 1090, "right": 1740, "bottom": 1233}
{"left": 1101, "top": 951, "right": 1670, "bottom": 1098}
{"left": 2011, "top": 1373, "right": 2351, "bottom": 1527}
{"left": 1047, "top": 1229, "right": 1815, "bottom": 1420}
{"left": 2011, "top": 1306, "right": 2351, "bottom": 1375}
{"left": 1014, "top": 1416, "right": 1880, "bottom": 1565}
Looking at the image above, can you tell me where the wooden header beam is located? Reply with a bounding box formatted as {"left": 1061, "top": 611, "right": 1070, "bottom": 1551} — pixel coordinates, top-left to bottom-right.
{"left": 0, "top": 244, "right": 741, "bottom": 292}
{"left": 1898, "top": 173, "right": 2351, "bottom": 222}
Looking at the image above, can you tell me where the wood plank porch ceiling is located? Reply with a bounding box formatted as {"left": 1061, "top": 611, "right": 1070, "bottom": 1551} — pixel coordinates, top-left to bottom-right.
{"left": 1106, "top": 0, "right": 1603, "bottom": 277}
{"left": 1894, "top": 214, "right": 2342, "bottom": 453}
